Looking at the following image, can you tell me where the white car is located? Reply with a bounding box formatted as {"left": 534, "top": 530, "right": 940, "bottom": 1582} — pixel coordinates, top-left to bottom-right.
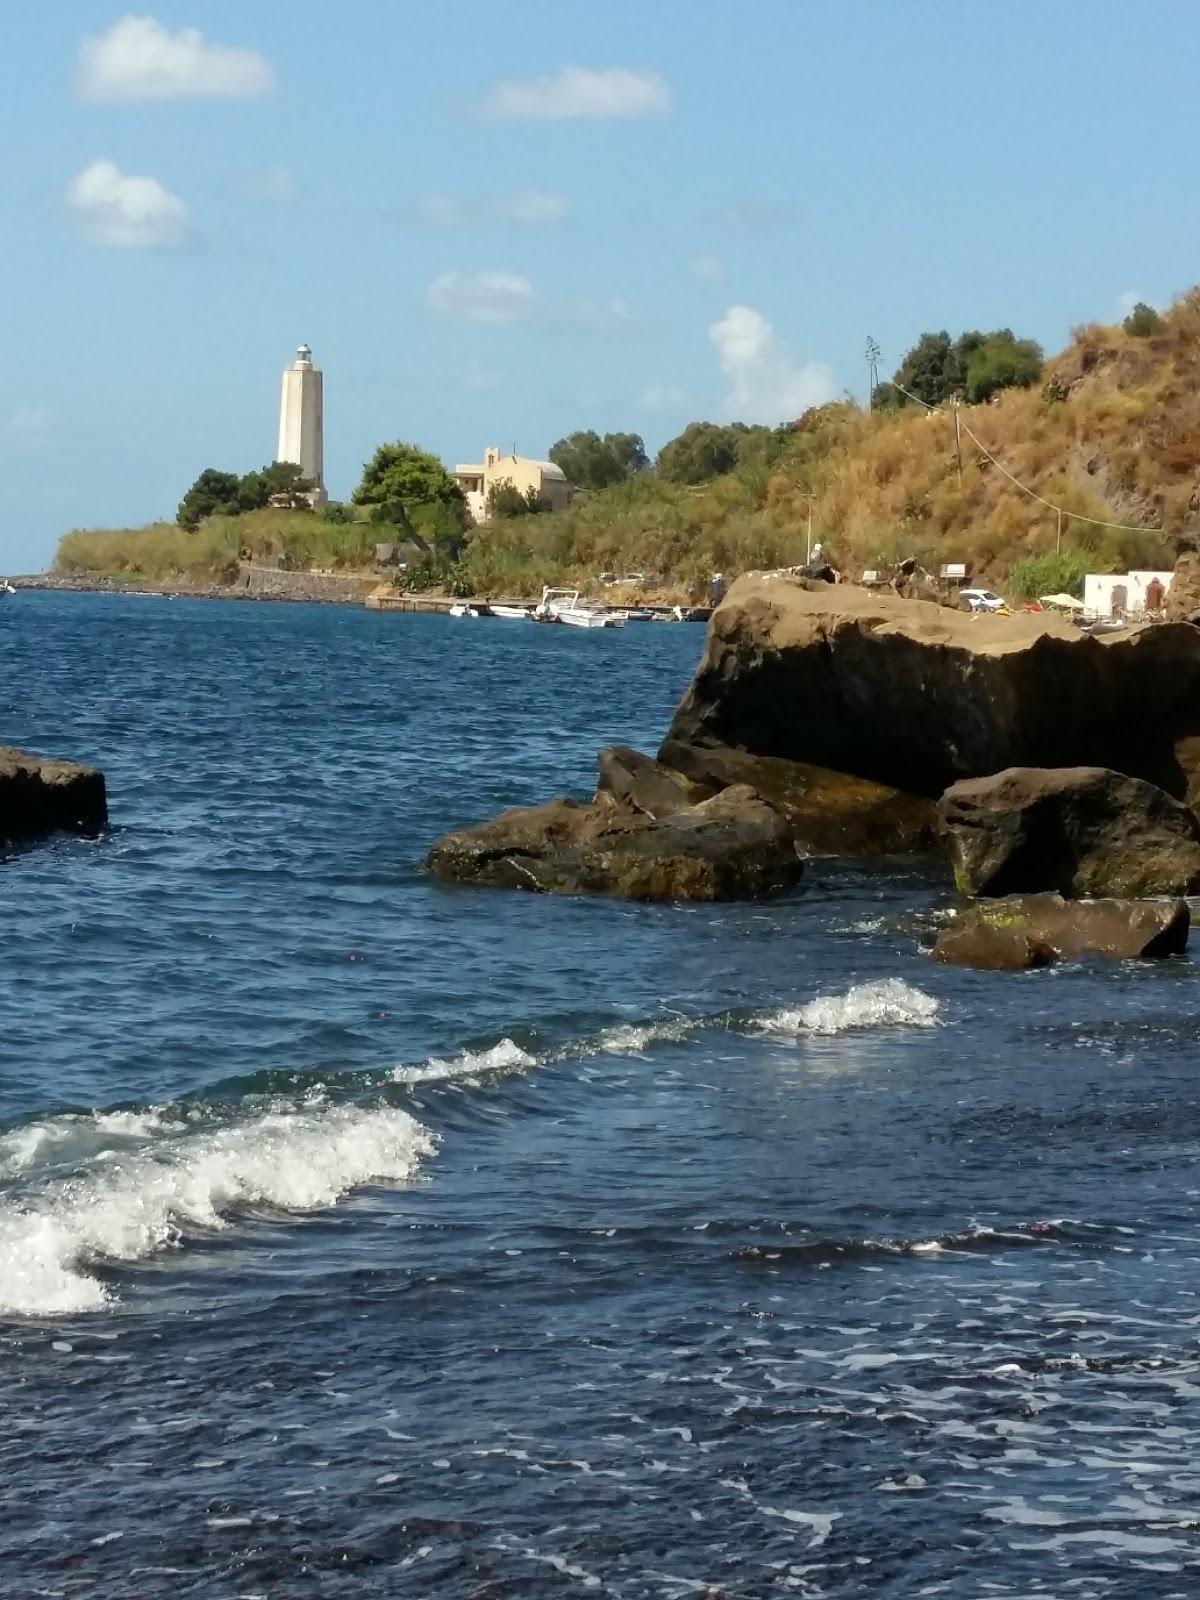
{"left": 960, "top": 588, "right": 1007, "bottom": 613}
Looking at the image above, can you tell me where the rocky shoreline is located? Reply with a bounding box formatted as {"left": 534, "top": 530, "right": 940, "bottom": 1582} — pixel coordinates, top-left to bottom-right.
{"left": 12, "top": 570, "right": 376, "bottom": 606}
{"left": 428, "top": 569, "right": 1200, "bottom": 968}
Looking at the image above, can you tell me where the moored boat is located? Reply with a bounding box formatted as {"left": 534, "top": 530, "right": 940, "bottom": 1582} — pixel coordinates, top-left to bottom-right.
{"left": 533, "top": 587, "right": 624, "bottom": 629}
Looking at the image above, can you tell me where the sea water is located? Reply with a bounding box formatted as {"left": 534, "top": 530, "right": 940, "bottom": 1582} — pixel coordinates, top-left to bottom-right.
{"left": 2, "top": 592, "right": 1200, "bottom": 1597}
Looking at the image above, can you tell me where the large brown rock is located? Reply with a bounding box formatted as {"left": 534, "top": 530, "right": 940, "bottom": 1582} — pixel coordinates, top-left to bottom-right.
{"left": 595, "top": 745, "right": 708, "bottom": 819}
{"left": 939, "top": 766, "right": 1200, "bottom": 897}
{"left": 658, "top": 738, "right": 937, "bottom": 856}
{"left": 1164, "top": 548, "right": 1200, "bottom": 624}
{"left": 665, "top": 575, "right": 1200, "bottom": 804}
{"left": 426, "top": 784, "right": 803, "bottom": 901}
{"left": 933, "top": 894, "right": 1189, "bottom": 967}
{"left": 0, "top": 747, "right": 107, "bottom": 848}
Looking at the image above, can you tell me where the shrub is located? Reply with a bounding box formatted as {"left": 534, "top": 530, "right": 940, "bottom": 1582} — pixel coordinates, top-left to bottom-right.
{"left": 1006, "top": 548, "right": 1091, "bottom": 600}
{"left": 1123, "top": 302, "right": 1163, "bottom": 338}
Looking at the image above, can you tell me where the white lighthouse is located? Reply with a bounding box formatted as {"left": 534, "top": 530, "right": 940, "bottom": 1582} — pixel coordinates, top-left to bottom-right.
{"left": 276, "top": 344, "right": 326, "bottom": 503}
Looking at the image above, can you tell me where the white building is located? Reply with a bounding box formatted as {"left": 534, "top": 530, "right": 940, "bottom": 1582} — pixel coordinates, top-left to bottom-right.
{"left": 1083, "top": 569, "right": 1173, "bottom": 619}
{"left": 453, "top": 447, "right": 574, "bottom": 524}
{"left": 276, "top": 344, "right": 326, "bottom": 503}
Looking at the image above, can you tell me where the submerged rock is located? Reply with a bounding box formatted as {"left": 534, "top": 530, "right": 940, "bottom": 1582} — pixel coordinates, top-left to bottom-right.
{"left": 658, "top": 738, "right": 937, "bottom": 857}
{"left": 426, "top": 783, "right": 803, "bottom": 901}
{"left": 932, "top": 893, "right": 1189, "bottom": 968}
{"left": 665, "top": 574, "right": 1200, "bottom": 804}
{"left": 0, "top": 747, "right": 107, "bottom": 849}
{"left": 939, "top": 766, "right": 1200, "bottom": 897}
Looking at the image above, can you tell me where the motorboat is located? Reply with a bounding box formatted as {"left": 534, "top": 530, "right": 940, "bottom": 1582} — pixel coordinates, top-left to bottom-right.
{"left": 449, "top": 602, "right": 482, "bottom": 618}
{"left": 488, "top": 603, "right": 531, "bottom": 621}
{"left": 533, "top": 587, "right": 624, "bottom": 629}
{"left": 0, "top": 581, "right": 14, "bottom": 598}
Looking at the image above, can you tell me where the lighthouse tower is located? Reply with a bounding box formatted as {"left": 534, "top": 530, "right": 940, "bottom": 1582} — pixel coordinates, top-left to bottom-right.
{"left": 276, "top": 344, "right": 326, "bottom": 503}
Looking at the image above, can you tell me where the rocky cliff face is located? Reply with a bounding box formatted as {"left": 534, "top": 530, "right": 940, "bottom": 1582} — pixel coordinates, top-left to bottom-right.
{"left": 664, "top": 576, "right": 1200, "bottom": 803}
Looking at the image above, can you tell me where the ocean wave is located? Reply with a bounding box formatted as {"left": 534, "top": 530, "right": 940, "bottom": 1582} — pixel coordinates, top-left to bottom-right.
{"left": 755, "top": 979, "right": 940, "bottom": 1037}
{"left": 0, "top": 1102, "right": 434, "bottom": 1318}
{"left": 734, "top": 1218, "right": 1095, "bottom": 1268}
{"left": 391, "top": 1037, "right": 536, "bottom": 1085}
{"left": 0, "top": 1106, "right": 184, "bottom": 1180}
{"left": 592, "top": 1017, "right": 699, "bottom": 1055}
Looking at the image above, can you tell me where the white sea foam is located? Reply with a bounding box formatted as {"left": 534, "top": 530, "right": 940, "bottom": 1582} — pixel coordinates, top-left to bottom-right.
{"left": 391, "top": 1037, "right": 535, "bottom": 1084}
{"left": 756, "top": 979, "right": 940, "bottom": 1037}
{"left": 0, "top": 1107, "right": 180, "bottom": 1179}
{"left": 0, "top": 1102, "right": 435, "bottom": 1317}
{"left": 593, "top": 1018, "right": 698, "bottom": 1055}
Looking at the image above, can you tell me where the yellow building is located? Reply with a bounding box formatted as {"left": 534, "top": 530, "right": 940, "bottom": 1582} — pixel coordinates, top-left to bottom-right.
{"left": 453, "top": 447, "right": 574, "bottom": 524}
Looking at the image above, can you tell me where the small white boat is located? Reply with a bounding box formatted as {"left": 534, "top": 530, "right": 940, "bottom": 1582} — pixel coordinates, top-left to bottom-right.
{"left": 533, "top": 587, "right": 624, "bottom": 629}
{"left": 0, "top": 581, "right": 14, "bottom": 598}
{"left": 489, "top": 604, "right": 531, "bottom": 621}
{"left": 449, "top": 602, "right": 482, "bottom": 618}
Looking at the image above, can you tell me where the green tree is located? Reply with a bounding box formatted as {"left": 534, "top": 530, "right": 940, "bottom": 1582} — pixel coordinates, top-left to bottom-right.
{"left": 352, "top": 441, "right": 466, "bottom": 542}
{"left": 178, "top": 468, "right": 242, "bottom": 529}
{"left": 963, "top": 330, "right": 1044, "bottom": 403}
{"left": 656, "top": 421, "right": 772, "bottom": 484}
{"left": 260, "top": 460, "right": 315, "bottom": 509}
{"left": 893, "top": 332, "right": 955, "bottom": 407}
{"left": 1123, "top": 301, "right": 1163, "bottom": 338}
{"left": 888, "top": 328, "right": 1042, "bottom": 408}
{"left": 548, "top": 430, "right": 648, "bottom": 490}
{"left": 487, "top": 480, "right": 550, "bottom": 519}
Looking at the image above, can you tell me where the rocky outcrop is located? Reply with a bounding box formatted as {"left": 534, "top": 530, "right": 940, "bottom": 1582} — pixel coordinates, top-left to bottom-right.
{"left": 658, "top": 739, "right": 937, "bottom": 856}
{"left": 426, "top": 783, "right": 803, "bottom": 901}
{"left": 1164, "top": 546, "right": 1200, "bottom": 624}
{"left": 939, "top": 766, "right": 1200, "bottom": 897}
{"left": 595, "top": 745, "right": 708, "bottom": 819}
{"left": 0, "top": 748, "right": 107, "bottom": 848}
{"left": 933, "top": 894, "right": 1189, "bottom": 968}
{"left": 665, "top": 575, "right": 1200, "bottom": 804}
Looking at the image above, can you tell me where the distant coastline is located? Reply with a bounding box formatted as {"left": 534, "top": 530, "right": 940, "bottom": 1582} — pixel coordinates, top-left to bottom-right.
{"left": 10, "top": 569, "right": 374, "bottom": 607}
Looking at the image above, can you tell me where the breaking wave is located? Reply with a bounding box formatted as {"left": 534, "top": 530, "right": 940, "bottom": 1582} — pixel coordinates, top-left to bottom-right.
{"left": 0, "top": 1102, "right": 434, "bottom": 1317}
{"left": 0, "top": 983, "right": 948, "bottom": 1317}
{"left": 756, "top": 979, "right": 940, "bottom": 1037}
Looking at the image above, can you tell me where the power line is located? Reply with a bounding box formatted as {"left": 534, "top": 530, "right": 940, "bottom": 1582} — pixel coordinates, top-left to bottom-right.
{"left": 882, "top": 377, "right": 1163, "bottom": 537}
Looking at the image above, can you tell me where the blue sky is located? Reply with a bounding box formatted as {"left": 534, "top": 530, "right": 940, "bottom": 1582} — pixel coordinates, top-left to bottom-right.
{"left": 2, "top": 1, "right": 1198, "bottom": 570}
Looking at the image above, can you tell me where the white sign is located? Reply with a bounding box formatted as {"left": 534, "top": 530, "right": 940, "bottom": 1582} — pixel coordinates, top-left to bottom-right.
{"left": 941, "top": 562, "right": 967, "bottom": 579}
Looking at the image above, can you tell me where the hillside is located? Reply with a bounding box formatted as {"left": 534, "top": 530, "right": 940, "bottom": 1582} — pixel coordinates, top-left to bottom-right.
{"left": 54, "top": 291, "right": 1200, "bottom": 599}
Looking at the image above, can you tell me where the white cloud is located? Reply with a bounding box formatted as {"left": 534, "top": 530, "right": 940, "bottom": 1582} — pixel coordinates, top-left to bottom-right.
{"left": 494, "top": 189, "right": 568, "bottom": 225}
{"left": 562, "top": 295, "right": 635, "bottom": 332}
{"left": 416, "top": 193, "right": 467, "bottom": 227}
{"left": 483, "top": 65, "right": 670, "bottom": 121}
{"left": 690, "top": 255, "right": 723, "bottom": 283}
{"left": 412, "top": 190, "right": 567, "bottom": 227}
{"left": 78, "top": 15, "right": 273, "bottom": 102}
{"left": 6, "top": 404, "right": 51, "bottom": 438}
{"left": 463, "top": 363, "right": 502, "bottom": 393}
{"left": 66, "top": 158, "right": 189, "bottom": 249}
{"left": 426, "top": 271, "right": 535, "bottom": 325}
{"left": 709, "top": 305, "right": 834, "bottom": 423}
{"left": 711, "top": 200, "right": 799, "bottom": 232}
{"left": 231, "top": 165, "right": 296, "bottom": 205}
{"left": 640, "top": 382, "right": 690, "bottom": 412}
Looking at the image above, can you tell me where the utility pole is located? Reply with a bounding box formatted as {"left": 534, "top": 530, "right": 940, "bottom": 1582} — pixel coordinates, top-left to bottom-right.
{"left": 951, "top": 390, "right": 963, "bottom": 487}
{"left": 865, "top": 337, "right": 881, "bottom": 409}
